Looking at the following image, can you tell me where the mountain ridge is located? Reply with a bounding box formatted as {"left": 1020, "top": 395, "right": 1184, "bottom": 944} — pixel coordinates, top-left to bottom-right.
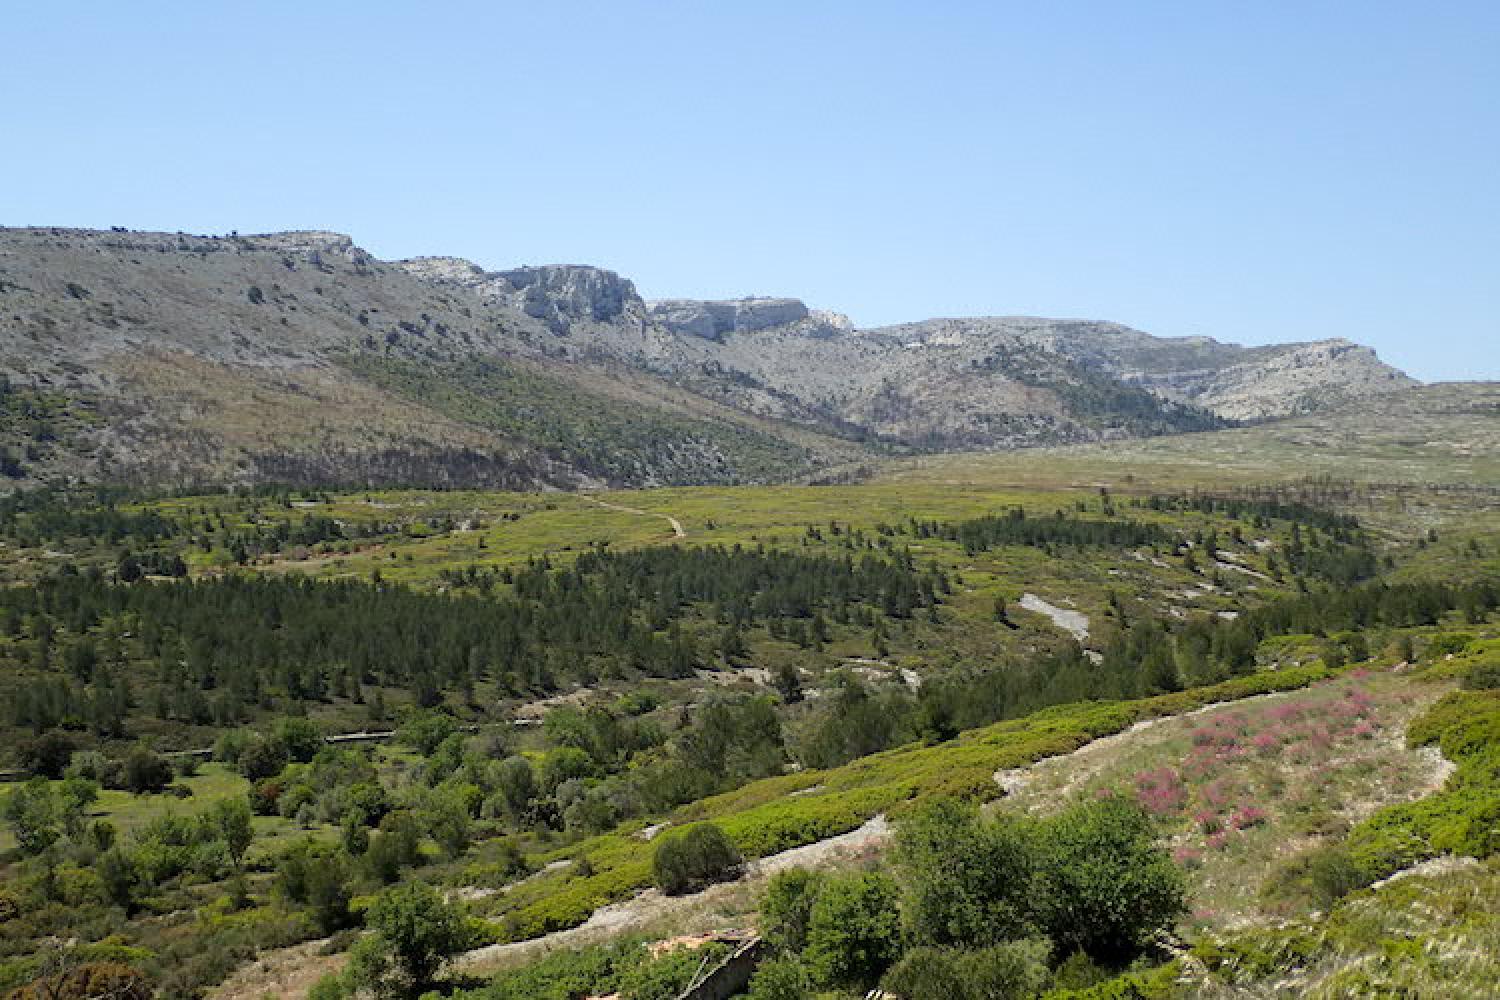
{"left": 0, "top": 225, "right": 1417, "bottom": 489}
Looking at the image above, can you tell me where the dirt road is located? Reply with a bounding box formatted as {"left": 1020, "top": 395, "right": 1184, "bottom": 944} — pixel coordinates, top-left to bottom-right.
{"left": 582, "top": 494, "right": 687, "bottom": 538}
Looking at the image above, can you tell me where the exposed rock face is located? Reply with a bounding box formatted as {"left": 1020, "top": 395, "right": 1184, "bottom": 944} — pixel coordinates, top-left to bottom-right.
{"left": 0, "top": 224, "right": 1424, "bottom": 490}
{"left": 648, "top": 297, "right": 811, "bottom": 340}
{"left": 838, "top": 317, "right": 1418, "bottom": 424}
{"left": 1150, "top": 338, "right": 1417, "bottom": 421}
{"left": 497, "top": 266, "right": 640, "bottom": 327}
{"left": 398, "top": 258, "right": 645, "bottom": 333}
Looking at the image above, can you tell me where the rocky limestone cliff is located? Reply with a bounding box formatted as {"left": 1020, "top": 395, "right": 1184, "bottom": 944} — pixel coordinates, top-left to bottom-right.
{"left": 647, "top": 297, "right": 810, "bottom": 340}
{"left": 398, "top": 257, "right": 646, "bottom": 334}
{"left": 0, "top": 224, "right": 1426, "bottom": 489}
{"left": 1148, "top": 338, "right": 1418, "bottom": 421}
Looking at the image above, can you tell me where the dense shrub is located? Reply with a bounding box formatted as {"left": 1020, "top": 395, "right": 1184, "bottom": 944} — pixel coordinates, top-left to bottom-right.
{"left": 273, "top": 717, "right": 324, "bottom": 763}
{"left": 237, "top": 736, "right": 289, "bottom": 782}
{"left": 358, "top": 882, "right": 466, "bottom": 993}
{"left": 18, "top": 731, "right": 74, "bottom": 779}
{"left": 1032, "top": 797, "right": 1186, "bottom": 962}
{"left": 802, "top": 872, "right": 902, "bottom": 988}
{"left": 121, "top": 748, "right": 173, "bottom": 794}
{"left": 651, "top": 823, "right": 742, "bottom": 895}
{"left": 746, "top": 957, "right": 811, "bottom": 1000}
{"left": 5, "top": 962, "right": 151, "bottom": 1000}
{"left": 881, "top": 940, "right": 1051, "bottom": 1000}
{"left": 760, "top": 869, "right": 826, "bottom": 954}
{"left": 894, "top": 797, "right": 1038, "bottom": 948}
{"left": 1463, "top": 655, "right": 1500, "bottom": 690}
{"left": 399, "top": 712, "right": 459, "bottom": 756}
{"left": 890, "top": 796, "right": 1183, "bottom": 964}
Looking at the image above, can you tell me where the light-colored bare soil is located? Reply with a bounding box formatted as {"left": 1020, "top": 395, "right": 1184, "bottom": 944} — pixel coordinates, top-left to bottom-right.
{"left": 1017, "top": 592, "right": 1090, "bottom": 641}
{"left": 216, "top": 815, "right": 890, "bottom": 995}
{"left": 211, "top": 936, "right": 340, "bottom": 1000}
{"left": 457, "top": 814, "right": 890, "bottom": 974}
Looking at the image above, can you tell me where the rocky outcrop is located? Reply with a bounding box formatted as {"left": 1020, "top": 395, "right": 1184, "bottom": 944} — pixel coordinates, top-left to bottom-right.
{"left": 497, "top": 266, "right": 641, "bottom": 328}
{"left": 0, "top": 223, "right": 1426, "bottom": 490}
{"left": 398, "top": 258, "right": 645, "bottom": 333}
{"left": 648, "top": 297, "right": 811, "bottom": 340}
{"left": 1128, "top": 338, "right": 1417, "bottom": 421}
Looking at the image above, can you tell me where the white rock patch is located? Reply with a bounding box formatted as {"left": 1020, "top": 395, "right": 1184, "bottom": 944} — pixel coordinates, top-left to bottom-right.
{"left": 1018, "top": 593, "right": 1090, "bottom": 642}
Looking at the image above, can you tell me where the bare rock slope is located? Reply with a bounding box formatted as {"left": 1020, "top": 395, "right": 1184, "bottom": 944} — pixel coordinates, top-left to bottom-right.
{"left": 0, "top": 225, "right": 1416, "bottom": 488}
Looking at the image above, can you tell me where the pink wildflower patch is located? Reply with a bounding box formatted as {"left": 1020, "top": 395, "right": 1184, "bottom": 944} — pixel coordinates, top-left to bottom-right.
{"left": 1202, "top": 780, "right": 1235, "bottom": 809}
{"left": 1133, "top": 767, "right": 1187, "bottom": 816}
{"left": 1231, "top": 806, "right": 1268, "bottom": 829}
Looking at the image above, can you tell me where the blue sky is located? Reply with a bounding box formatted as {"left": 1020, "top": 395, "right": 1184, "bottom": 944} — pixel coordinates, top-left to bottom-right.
{"left": 3, "top": 2, "right": 1496, "bottom": 381}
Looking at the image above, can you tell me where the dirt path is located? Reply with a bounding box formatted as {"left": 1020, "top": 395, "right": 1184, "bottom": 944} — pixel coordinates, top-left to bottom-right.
{"left": 456, "top": 815, "right": 889, "bottom": 973}
{"left": 211, "top": 936, "right": 341, "bottom": 1000}
{"left": 213, "top": 816, "right": 889, "bottom": 995}
{"left": 582, "top": 494, "right": 687, "bottom": 538}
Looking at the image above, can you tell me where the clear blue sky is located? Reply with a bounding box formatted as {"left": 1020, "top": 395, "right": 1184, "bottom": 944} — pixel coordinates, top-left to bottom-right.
{"left": 4, "top": 2, "right": 1496, "bottom": 381}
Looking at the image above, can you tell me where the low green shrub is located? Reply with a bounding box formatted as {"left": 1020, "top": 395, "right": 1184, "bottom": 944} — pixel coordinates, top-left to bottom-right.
{"left": 1040, "top": 959, "right": 1184, "bottom": 999}
{"left": 486, "top": 663, "right": 1336, "bottom": 944}
{"left": 1261, "top": 845, "right": 1367, "bottom": 912}
{"left": 882, "top": 940, "right": 1051, "bottom": 1000}
{"left": 1347, "top": 689, "right": 1500, "bottom": 879}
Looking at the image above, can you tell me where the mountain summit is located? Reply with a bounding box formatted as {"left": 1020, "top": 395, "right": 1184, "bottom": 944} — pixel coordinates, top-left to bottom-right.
{"left": 0, "top": 226, "right": 1415, "bottom": 489}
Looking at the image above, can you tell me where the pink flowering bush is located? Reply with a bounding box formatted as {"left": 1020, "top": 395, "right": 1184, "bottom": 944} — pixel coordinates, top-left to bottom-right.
{"left": 1132, "top": 680, "right": 1400, "bottom": 866}
{"left": 1231, "top": 806, "right": 1268, "bottom": 829}
{"left": 1134, "top": 767, "right": 1188, "bottom": 816}
{"left": 1172, "top": 846, "right": 1203, "bottom": 868}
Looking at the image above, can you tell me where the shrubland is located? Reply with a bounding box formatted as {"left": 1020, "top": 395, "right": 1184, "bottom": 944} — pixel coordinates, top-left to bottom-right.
{"left": 0, "top": 469, "right": 1492, "bottom": 998}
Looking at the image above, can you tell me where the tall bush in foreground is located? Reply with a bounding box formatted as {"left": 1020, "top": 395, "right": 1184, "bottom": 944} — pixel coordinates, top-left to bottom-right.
{"left": 1032, "top": 796, "right": 1187, "bottom": 962}
{"left": 349, "top": 881, "right": 466, "bottom": 995}
{"left": 893, "top": 796, "right": 1037, "bottom": 948}
{"left": 760, "top": 868, "right": 826, "bottom": 954}
{"left": 802, "top": 871, "right": 902, "bottom": 988}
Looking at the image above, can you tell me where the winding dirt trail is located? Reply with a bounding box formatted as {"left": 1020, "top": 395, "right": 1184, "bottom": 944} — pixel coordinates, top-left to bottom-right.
{"left": 456, "top": 815, "right": 889, "bottom": 973}
{"left": 582, "top": 494, "right": 687, "bottom": 538}
{"left": 212, "top": 816, "right": 889, "bottom": 996}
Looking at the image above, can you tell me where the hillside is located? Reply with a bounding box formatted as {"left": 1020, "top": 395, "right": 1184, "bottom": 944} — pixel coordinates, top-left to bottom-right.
{"left": 884, "top": 381, "right": 1500, "bottom": 496}
{"left": 0, "top": 226, "right": 1414, "bottom": 490}
{"left": 0, "top": 459, "right": 1492, "bottom": 999}
{"left": 0, "top": 228, "right": 860, "bottom": 490}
